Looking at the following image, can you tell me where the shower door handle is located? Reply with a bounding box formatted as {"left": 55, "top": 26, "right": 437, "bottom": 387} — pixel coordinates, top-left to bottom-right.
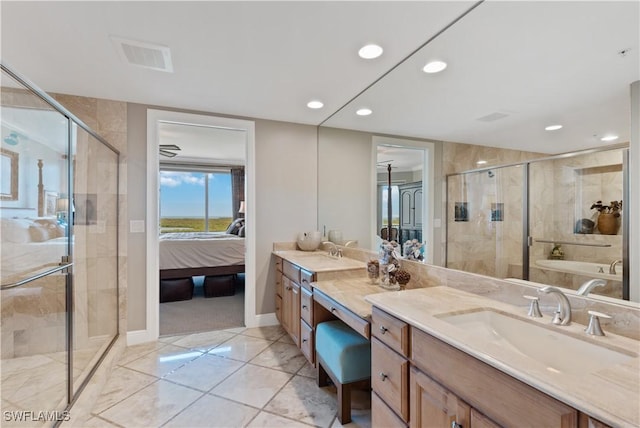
{"left": 527, "top": 236, "right": 534, "bottom": 246}
{"left": 1, "top": 263, "right": 74, "bottom": 290}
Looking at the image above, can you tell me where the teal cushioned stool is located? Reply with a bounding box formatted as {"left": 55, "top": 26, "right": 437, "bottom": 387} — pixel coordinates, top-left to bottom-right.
{"left": 315, "top": 320, "right": 371, "bottom": 424}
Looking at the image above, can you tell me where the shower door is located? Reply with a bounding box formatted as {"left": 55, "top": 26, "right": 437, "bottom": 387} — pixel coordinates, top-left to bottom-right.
{"left": 446, "top": 165, "right": 525, "bottom": 279}
{"left": 1, "top": 64, "right": 119, "bottom": 421}
{"left": 1, "top": 69, "right": 72, "bottom": 420}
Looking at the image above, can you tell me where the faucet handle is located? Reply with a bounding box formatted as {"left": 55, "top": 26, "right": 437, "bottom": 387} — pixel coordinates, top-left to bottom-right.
{"left": 523, "top": 295, "right": 543, "bottom": 318}
{"left": 585, "top": 310, "right": 611, "bottom": 336}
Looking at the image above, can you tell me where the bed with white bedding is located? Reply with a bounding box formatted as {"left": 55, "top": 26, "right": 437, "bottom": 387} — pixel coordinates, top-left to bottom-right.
{"left": 159, "top": 231, "right": 245, "bottom": 279}
{"left": 1, "top": 217, "right": 68, "bottom": 284}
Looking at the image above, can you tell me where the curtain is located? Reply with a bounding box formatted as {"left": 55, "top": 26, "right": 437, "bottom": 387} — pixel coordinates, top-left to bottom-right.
{"left": 231, "top": 167, "right": 245, "bottom": 219}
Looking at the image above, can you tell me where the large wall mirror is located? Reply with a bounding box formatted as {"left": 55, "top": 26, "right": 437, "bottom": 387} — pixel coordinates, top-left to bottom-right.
{"left": 317, "top": 1, "right": 639, "bottom": 302}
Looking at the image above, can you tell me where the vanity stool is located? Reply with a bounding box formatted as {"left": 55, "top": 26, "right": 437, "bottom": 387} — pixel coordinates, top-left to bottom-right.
{"left": 315, "top": 320, "right": 371, "bottom": 424}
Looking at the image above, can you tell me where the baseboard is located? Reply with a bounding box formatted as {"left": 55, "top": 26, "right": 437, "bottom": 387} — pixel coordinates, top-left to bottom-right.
{"left": 247, "top": 312, "right": 279, "bottom": 328}
{"left": 126, "top": 329, "right": 156, "bottom": 346}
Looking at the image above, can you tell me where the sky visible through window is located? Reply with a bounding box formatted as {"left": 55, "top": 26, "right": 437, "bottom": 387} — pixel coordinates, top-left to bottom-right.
{"left": 160, "top": 171, "right": 232, "bottom": 218}
{"left": 381, "top": 185, "right": 399, "bottom": 224}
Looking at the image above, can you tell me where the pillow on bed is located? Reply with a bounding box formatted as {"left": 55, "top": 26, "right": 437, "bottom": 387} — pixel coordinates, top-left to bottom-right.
{"left": 34, "top": 218, "right": 65, "bottom": 238}
{"left": 225, "top": 218, "right": 245, "bottom": 235}
{"left": 1, "top": 218, "right": 33, "bottom": 243}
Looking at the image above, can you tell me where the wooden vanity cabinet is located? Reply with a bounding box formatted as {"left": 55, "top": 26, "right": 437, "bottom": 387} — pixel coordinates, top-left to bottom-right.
{"left": 300, "top": 284, "right": 315, "bottom": 364}
{"left": 276, "top": 259, "right": 302, "bottom": 345}
{"left": 411, "top": 327, "right": 578, "bottom": 428}
{"left": 370, "top": 306, "right": 608, "bottom": 428}
{"left": 371, "top": 308, "right": 410, "bottom": 426}
{"left": 275, "top": 257, "right": 317, "bottom": 356}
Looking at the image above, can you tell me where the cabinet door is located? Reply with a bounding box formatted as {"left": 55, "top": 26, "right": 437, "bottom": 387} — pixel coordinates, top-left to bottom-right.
{"left": 281, "top": 276, "right": 292, "bottom": 334}
{"left": 289, "top": 281, "right": 301, "bottom": 346}
{"left": 410, "top": 366, "right": 470, "bottom": 428}
{"left": 413, "top": 188, "right": 422, "bottom": 227}
{"left": 400, "top": 189, "right": 413, "bottom": 228}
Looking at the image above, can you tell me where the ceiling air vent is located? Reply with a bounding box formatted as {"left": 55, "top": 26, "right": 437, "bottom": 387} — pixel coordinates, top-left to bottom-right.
{"left": 476, "top": 112, "right": 509, "bottom": 122}
{"left": 111, "top": 36, "right": 173, "bottom": 73}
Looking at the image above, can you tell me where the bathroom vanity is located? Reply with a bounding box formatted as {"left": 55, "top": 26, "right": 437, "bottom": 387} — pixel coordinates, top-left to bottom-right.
{"left": 366, "top": 287, "right": 639, "bottom": 428}
{"left": 273, "top": 249, "right": 366, "bottom": 359}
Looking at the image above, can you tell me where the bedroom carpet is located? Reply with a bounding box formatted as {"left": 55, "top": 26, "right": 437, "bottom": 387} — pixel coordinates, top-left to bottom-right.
{"left": 159, "top": 275, "right": 245, "bottom": 336}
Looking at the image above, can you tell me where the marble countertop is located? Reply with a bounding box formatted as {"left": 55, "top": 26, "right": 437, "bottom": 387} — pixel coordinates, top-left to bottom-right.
{"left": 311, "top": 277, "right": 393, "bottom": 320}
{"left": 365, "top": 286, "right": 640, "bottom": 427}
{"left": 273, "top": 250, "right": 366, "bottom": 273}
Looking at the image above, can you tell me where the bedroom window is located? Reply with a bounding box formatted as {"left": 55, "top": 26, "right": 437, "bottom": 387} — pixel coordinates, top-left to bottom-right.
{"left": 160, "top": 169, "right": 232, "bottom": 233}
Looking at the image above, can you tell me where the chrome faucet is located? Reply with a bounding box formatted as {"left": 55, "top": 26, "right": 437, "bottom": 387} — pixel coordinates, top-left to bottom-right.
{"left": 538, "top": 286, "right": 572, "bottom": 325}
{"left": 609, "top": 259, "right": 622, "bottom": 275}
{"left": 576, "top": 279, "right": 607, "bottom": 296}
{"left": 323, "top": 241, "right": 339, "bottom": 257}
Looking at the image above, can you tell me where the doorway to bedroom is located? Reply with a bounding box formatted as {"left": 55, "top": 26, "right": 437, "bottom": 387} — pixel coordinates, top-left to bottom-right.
{"left": 156, "top": 120, "right": 248, "bottom": 336}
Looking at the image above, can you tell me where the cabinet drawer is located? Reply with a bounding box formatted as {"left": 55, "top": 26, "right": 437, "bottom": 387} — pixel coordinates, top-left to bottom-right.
{"left": 275, "top": 256, "right": 282, "bottom": 272}
{"left": 282, "top": 260, "right": 301, "bottom": 283}
{"left": 275, "top": 294, "right": 282, "bottom": 324}
{"left": 314, "top": 289, "right": 370, "bottom": 339}
{"left": 300, "top": 286, "right": 313, "bottom": 326}
{"left": 372, "top": 391, "right": 407, "bottom": 428}
{"left": 372, "top": 307, "right": 409, "bottom": 357}
{"left": 300, "top": 319, "right": 314, "bottom": 365}
{"left": 300, "top": 269, "right": 315, "bottom": 291}
{"left": 372, "top": 337, "right": 409, "bottom": 422}
{"left": 411, "top": 328, "right": 578, "bottom": 428}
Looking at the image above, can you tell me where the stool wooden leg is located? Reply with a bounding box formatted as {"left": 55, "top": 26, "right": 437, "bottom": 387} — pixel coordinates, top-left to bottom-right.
{"left": 336, "top": 382, "right": 352, "bottom": 425}
{"left": 317, "top": 362, "right": 330, "bottom": 387}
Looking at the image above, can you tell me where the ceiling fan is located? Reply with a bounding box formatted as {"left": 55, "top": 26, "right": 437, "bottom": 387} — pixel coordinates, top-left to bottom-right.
{"left": 159, "top": 144, "right": 181, "bottom": 158}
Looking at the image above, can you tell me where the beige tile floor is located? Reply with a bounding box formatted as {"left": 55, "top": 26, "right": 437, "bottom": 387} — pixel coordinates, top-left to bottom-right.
{"left": 88, "top": 326, "right": 372, "bottom": 428}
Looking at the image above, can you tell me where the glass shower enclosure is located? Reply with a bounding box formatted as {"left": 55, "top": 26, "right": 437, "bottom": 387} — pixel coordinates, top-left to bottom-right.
{"left": 446, "top": 145, "right": 629, "bottom": 300}
{"left": 1, "top": 64, "right": 119, "bottom": 422}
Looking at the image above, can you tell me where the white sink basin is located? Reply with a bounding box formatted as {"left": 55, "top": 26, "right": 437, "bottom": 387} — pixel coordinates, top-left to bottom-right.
{"left": 437, "top": 309, "right": 636, "bottom": 375}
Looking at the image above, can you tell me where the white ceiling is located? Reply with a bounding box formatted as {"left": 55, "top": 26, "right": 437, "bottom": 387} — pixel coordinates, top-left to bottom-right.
{"left": 325, "top": 1, "right": 640, "bottom": 154}
{"left": 1, "top": 1, "right": 638, "bottom": 156}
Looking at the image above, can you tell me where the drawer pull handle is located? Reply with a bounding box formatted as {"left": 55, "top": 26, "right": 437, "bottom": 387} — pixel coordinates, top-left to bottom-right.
{"left": 379, "top": 372, "right": 387, "bottom": 381}
{"left": 330, "top": 307, "right": 336, "bottom": 313}
{"left": 451, "top": 422, "right": 463, "bottom": 428}
{"left": 302, "top": 305, "right": 308, "bottom": 309}
{"left": 302, "top": 339, "right": 307, "bottom": 343}
{"left": 286, "top": 286, "right": 291, "bottom": 291}
{"left": 379, "top": 326, "right": 388, "bottom": 334}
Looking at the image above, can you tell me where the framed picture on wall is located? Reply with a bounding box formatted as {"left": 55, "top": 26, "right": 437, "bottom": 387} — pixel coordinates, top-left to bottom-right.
{"left": 45, "top": 191, "right": 58, "bottom": 217}
{"left": 454, "top": 202, "right": 469, "bottom": 222}
{"left": 74, "top": 193, "right": 97, "bottom": 225}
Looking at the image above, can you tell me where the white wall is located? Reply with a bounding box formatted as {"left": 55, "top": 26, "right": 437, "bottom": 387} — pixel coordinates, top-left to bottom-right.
{"left": 255, "top": 119, "right": 317, "bottom": 314}
{"left": 318, "top": 127, "right": 373, "bottom": 248}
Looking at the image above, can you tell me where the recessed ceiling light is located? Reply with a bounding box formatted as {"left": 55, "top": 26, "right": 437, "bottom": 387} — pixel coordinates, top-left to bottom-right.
{"left": 422, "top": 60, "right": 447, "bottom": 74}
{"left": 600, "top": 135, "right": 619, "bottom": 142}
{"left": 356, "top": 108, "right": 372, "bottom": 116}
{"left": 307, "top": 100, "right": 324, "bottom": 109}
{"left": 358, "top": 44, "right": 383, "bottom": 59}
{"left": 476, "top": 160, "right": 487, "bottom": 165}
{"left": 545, "top": 125, "right": 563, "bottom": 131}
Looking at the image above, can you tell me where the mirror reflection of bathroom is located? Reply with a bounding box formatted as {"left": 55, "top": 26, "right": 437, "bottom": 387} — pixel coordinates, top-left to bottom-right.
{"left": 529, "top": 147, "right": 626, "bottom": 299}
{"left": 447, "top": 145, "right": 628, "bottom": 300}
{"left": 376, "top": 144, "right": 425, "bottom": 257}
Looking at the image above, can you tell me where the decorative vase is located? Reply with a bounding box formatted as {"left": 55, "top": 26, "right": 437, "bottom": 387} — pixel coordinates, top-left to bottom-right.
{"left": 597, "top": 213, "right": 620, "bottom": 235}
